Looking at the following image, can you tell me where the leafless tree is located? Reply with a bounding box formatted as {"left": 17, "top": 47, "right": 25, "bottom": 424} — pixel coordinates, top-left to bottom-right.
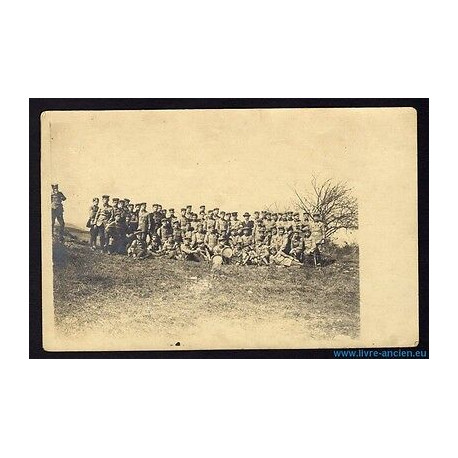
{"left": 294, "top": 177, "right": 358, "bottom": 239}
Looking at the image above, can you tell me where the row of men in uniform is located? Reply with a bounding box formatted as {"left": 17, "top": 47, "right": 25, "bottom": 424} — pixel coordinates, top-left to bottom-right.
{"left": 87, "top": 195, "right": 326, "bottom": 266}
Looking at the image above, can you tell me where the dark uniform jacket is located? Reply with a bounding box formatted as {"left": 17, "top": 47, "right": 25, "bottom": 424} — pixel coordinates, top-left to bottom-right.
{"left": 95, "top": 204, "right": 114, "bottom": 227}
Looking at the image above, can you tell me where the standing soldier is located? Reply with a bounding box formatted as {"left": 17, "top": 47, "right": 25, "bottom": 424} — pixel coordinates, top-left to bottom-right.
{"left": 51, "top": 184, "right": 66, "bottom": 241}
{"left": 309, "top": 211, "right": 326, "bottom": 266}
{"left": 168, "top": 208, "right": 178, "bottom": 225}
{"left": 179, "top": 207, "right": 188, "bottom": 228}
{"left": 205, "top": 212, "right": 216, "bottom": 233}
{"left": 241, "top": 212, "right": 254, "bottom": 234}
{"left": 149, "top": 204, "right": 160, "bottom": 236}
{"left": 87, "top": 197, "right": 99, "bottom": 250}
{"left": 137, "top": 202, "right": 150, "bottom": 241}
{"left": 94, "top": 195, "right": 114, "bottom": 251}
{"left": 171, "top": 220, "right": 183, "bottom": 243}
{"left": 310, "top": 211, "right": 325, "bottom": 246}
{"left": 263, "top": 212, "right": 275, "bottom": 232}
{"left": 271, "top": 212, "right": 279, "bottom": 228}
{"left": 126, "top": 203, "right": 136, "bottom": 233}
{"left": 216, "top": 212, "right": 228, "bottom": 236}
{"left": 193, "top": 223, "right": 206, "bottom": 247}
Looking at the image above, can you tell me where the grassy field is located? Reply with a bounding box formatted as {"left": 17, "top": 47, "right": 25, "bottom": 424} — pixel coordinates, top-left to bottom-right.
{"left": 51, "top": 227, "right": 359, "bottom": 350}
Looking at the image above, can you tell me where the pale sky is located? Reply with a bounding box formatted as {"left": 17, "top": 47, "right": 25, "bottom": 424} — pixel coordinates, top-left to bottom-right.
{"left": 43, "top": 108, "right": 411, "bottom": 229}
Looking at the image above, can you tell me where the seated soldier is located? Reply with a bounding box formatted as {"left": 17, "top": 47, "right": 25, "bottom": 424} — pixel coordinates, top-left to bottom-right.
{"left": 254, "top": 225, "right": 266, "bottom": 245}
{"left": 172, "top": 220, "right": 183, "bottom": 243}
{"left": 289, "top": 230, "right": 305, "bottom": 262}
{"left": 269, "top": 246, "right": 302, "bottom": 267}
{"left": 256, "top": 241, "right": 271, "bottom": 266}
{"left": 228, "top": 228, "right": 240, "bottom": 248}
{"left": 163, "top": 235, "right": 180, "bottom": 259}
{"left": 193, "top": 223, "right": 206, "bottom": 247}
{"left": 240, "top": 227, "right": 253, "bottom": 248}
{"left": 182, "top": 222, "right": 195, "bottom": 246}
{"left": 128, "top": 231, "right": 149, "bottom": 259}
{"left": 231, "top": 241, "right": 244, "bottom": 265}
{"left": 195, "top": 240, "right": 211, "bottom": 261}
{"left": 157, "top": 218, "right": 171, "bottom": 242}
{"left": 241, "top": 243, "right": 259, "bottom": 266}
{"left": 147, "top": 234, "right": 163, "bottom": 257}
{"left": 271, "top": 226, "right": 286, "bottom": 252}
{"left": 205, "top": 228, "right": 218, "bottom": 253}
{"left": 180, "top": 236, "right": 200, "bottom": 261}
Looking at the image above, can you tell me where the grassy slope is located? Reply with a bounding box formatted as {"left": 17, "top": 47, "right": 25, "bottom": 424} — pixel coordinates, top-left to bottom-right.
{"left": 52, "top": 229, "right": 359, "bottom": 350}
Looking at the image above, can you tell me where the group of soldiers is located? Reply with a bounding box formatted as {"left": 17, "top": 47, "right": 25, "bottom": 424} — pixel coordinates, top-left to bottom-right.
{"left": 87, "top": 194, "right": 327, "bottom": 267}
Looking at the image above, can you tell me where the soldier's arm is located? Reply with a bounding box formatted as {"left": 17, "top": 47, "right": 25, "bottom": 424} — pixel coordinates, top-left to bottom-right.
{"left": 60, "top": 192, "right": 66, "bottom": 201}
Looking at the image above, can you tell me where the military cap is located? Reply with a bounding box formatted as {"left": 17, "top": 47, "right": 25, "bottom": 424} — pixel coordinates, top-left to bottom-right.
{"left": 220, "top": 210, "right": 226, "bottom": 215}
{"left": 181, "top": 207, "right": 186, "bottom": 211}
{"left": 119, "top": 199, "right": 125, "bottom": 204}
{"left": 112, "top": 198, "right": 119, "bottom": 202}
{"left": 93, "top": 197, "right": 99, "bottom": 201}
{"left": 243, "top": 212, "right": 250, "bottom": 217}
{"left": 266, "top": 211, "right": 271, "bottom": 215}
{"left": 199, "top": 205, "right": 205, "bottom": 208}
{"left": 214, "top": 207, "right": 219, "bottom": 211}
{"left": 232, "top": 212, "right": 238, "bottom": 216}
{"left": 124, "top": 199, "right": 130, "bottom": 203}
{"left": 141, "top": 202, "right": 147, "bottom": 206}
{"left": 294, "top": 212, "right": 299, "bottom": 216}
{"left": 102, "top": 195, "right": 110, "bottom": 199}
{"left": 169, "top": 208, "right": 175, "bottom": 212}
{"left": 187, "top": 205, "right": 192, "bottom": 209}
{"left": 272, "top": 212, "right": 277, "bottom": 216}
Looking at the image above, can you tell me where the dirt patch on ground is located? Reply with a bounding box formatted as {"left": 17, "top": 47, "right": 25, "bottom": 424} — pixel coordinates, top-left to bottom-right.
{"left": 52, "top": 234, "right": 359, "bottom": 350}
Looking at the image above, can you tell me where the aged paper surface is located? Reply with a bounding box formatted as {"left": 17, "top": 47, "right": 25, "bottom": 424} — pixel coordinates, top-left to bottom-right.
{"left": 41, "top": 108, "right": 417, "bottom": 351}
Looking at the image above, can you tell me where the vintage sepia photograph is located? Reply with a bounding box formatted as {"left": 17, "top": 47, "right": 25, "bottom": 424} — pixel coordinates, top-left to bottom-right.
{"left": 40, "top": 106, "right": 418, "bottom": 351}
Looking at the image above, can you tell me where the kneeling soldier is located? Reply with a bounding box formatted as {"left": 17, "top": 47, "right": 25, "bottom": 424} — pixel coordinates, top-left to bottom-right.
{"left": 128, "top": 231, "right": 149, "bottom": 259}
